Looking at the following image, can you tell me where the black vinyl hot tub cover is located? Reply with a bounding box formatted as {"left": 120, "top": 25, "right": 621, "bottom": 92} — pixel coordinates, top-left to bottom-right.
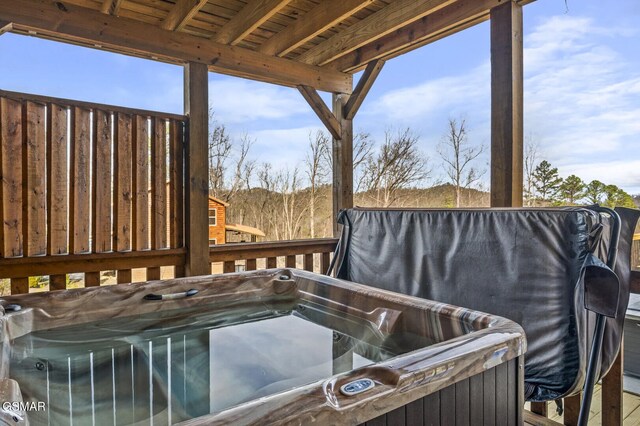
{"left": 331, "top": 207, "right": 640, "bottom": 402}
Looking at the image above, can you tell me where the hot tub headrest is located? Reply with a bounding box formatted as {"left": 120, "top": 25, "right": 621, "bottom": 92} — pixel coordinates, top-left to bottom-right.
{"left": 331, "top": 207, "right": 640, "bottom": 402}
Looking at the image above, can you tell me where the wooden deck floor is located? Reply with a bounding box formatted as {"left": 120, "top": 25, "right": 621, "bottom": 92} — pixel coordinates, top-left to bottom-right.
{"left": 525, "top": 386, "right": 640, "bottom": 425}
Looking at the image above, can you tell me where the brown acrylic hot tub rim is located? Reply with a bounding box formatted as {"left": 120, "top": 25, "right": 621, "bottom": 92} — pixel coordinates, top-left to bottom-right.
{"left": 0, "top": 269, "right": 526, "bottom": 425}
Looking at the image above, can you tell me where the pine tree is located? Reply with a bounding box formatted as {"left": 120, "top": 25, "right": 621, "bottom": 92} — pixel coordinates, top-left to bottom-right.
{"left": 558, "top": 174, "right": 585, "bottom": 204}
{"left": 532, "top": 160, "right": 563, "bottom": 204}
{"left": 603, "top": 184, "right": 636, "bottom": 208}
{"left": 584, "top": 180, "right": 606, "bottom": 204}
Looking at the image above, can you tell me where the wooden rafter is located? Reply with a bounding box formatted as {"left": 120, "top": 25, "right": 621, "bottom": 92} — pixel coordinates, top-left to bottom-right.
{"left": 161, "top": 0, "right": 208, "bottom": 31}
{"left": 297, "top": 86, "right": 341, "bottom": 140}
{"left": 101, "top": 0, "right": 124, "bottom": 15}
{"left": 0, "top": 22, "right": 12, "bottom": 36}
{"left": 296, "top": 0, "right": 456, "bottom": 66}
{"left": 1, "top": 0, "right": 352, "bottom": 94}
{"left": 327, "top": 0, "right": 503, "bottom": 73}
{"left": 343, "top": 59, "right": 384, "bottom": 120}
{"left": 259, "top": 0, "right": 374, "bottom": 57}
{"left": 214, "top": 0, "right": 292, "bottom": 46}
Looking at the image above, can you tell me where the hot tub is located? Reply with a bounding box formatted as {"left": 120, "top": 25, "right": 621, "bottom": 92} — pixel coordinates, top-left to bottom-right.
{"left": 0, "top": 269, "right": 525, "bottom": 425}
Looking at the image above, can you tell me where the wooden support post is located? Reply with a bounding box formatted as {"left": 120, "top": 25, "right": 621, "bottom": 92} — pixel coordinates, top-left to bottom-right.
{"left": 563, "top": 393, "right": 581, "bottom": 426}
{"left": 602, "top": 348, "right": 623, "bottom": 426}
{"left": 489, "top": 0, "right": 523, "bottom": 208}
{"left": 184, "top": 62, "right": 210, "bottom": 276}
{"left": 332, "top": 93, "right": 353, "bottom": 236}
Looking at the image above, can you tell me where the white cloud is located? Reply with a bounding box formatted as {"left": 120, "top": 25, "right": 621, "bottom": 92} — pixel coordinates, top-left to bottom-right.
{"left": 362, "top": 14, "right": 640, "bottom": 193}
{"left": 248, "top": 126, "right": 325, "bottom": 167}
{"left": 208, "top": 78, "right": 309, "bottom": 124}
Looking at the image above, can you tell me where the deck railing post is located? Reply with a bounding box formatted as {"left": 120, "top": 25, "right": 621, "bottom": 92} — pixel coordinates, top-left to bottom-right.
{"left": 490, "top": 0, "right": 523, "bottom": 208}
{"left": 331, "top": 93, "right": 353, "bottom": 237}
{"left": 184, "top": 62, "right": 210, "bottom": 276}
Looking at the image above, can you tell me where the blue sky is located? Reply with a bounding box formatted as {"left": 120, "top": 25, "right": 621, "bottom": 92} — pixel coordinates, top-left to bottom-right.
{"left": 0, "top": 0, "right": 638, "bottom": 193}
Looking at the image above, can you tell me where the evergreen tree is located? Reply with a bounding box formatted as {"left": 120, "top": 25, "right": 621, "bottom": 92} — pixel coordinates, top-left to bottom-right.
{"left": 558, "top": 174, "right": 585, "bottom": 204}
{"left": 584, "top": 180, "right": 606, "bottom": 204}
{"left": 532, "top": 160, "right": 563, "bottom": 203}
{"left": 603, "top": 184, "right": 636, "bottom": 208}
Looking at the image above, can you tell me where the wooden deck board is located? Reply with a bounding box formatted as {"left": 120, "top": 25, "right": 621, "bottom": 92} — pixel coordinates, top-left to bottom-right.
{"left": 525, "top": 386, "right": 640, "bottom": 425}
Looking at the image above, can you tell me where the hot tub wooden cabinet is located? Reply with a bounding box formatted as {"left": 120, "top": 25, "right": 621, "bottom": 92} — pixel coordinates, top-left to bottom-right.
{"left": 0, "top": 269, "right": 525, "bottom": 426}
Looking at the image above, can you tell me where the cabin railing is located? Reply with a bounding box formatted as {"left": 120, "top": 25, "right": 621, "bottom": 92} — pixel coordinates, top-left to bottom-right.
{"left": 210, "top": 238, "right": 338, "bottom": 275}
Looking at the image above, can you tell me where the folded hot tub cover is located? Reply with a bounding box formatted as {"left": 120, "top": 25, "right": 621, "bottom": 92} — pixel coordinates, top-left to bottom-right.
{"left": 332, "top": 207, "right": 640, "bottom": 402}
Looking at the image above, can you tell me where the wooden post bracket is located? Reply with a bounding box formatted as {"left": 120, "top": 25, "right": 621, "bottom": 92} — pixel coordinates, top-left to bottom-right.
{"left": 298, "top": 58, "right": 384, "bottom": 138}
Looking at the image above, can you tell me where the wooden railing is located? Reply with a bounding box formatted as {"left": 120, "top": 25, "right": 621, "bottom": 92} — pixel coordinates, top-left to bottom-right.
{"left": 210, "top": 238, "right": 338, "bottom": 275}
{"left": 0, "top": 90, "right": 186, "bottom": 294}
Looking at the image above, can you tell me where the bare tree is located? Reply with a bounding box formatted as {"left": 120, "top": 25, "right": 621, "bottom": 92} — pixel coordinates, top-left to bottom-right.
{"left": 524, "top": 134, "right": 540, "bottom": 206}
{"left": 208, "top": 112, "right": 255, "bottom": 203}
{"left": 362, "top": 128, "right": 431, "bottom": 207}
{"left": 437, "top": 118, "right": 484, "bottom": 208}
{"left": 305, "top": 131, "right": 330, "bottom": 238}
{"left": 277, "top": 167, "right": 309, "bottom": 240}
{"left": 322, "top": 131, "right": 375, "bottom": 194}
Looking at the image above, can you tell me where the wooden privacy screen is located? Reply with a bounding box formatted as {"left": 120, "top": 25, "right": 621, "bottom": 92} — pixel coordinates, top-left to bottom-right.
{"left": 0, "top": 90, "right": 187, "bottom": 294}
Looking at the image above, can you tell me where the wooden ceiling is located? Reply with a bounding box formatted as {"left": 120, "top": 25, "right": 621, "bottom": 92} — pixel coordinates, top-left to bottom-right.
{"left": 0, "top": 0, "right": 531, "bottom": 92}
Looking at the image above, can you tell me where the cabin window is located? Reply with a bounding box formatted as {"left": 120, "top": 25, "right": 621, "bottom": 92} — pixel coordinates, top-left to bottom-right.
{"left": 209, "top": 238, "right": 217, "bottom": 246}
{"left": 209, "top": 208, "right": 217, "bottom": 226}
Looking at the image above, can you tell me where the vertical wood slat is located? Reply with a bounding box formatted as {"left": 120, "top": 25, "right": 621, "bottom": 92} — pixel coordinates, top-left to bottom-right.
{"left": 47, "top": 103, "right": 69, "bottom": 290}
{"left": 148, "top": 117, "right": 167, "bottom": 280}
{"left": 455, "top": 379, "right": 470, "bottom": 426}
{"left": 246, "top": 259, "right": 257, "bottom": 271}
{"left": 223, "top": 261, "right": 235, "bottom": 273}
{"left": 169, "top": 119, "right": 185, "bottom": 276}
{"left": 303, "top": 253, "right": 314, "bottom": 271}
{"left": 286, "top": 255, "right": 296, "bottom": 268}
{"left": 602, "top": 348, "right": 623, "bottom": 426}
{"left": 10, "top": 277, "right": 29, "bottom": 294}
{"left": 495, "top": 361, "right": 508, "bottom": 426}
{"left": 133, "top": 115, "right": 149, "bottom": 251}
{"left": 114, "top": 113, "right": 133, "bottom": 282}
{"left": 267, "top": 257, "right": 277, "bottom": 269}
{"left": 69, "top": 107, "right": 91, "bottom": 254}
{"left": 1, "top": 97, "right": 24, "bottom": 258}
{"left": 440, "top": 384, "right": 455, "bottom": 426}
{"left": 47, "top": 103, "right": 69, "bottom": 256}
{"left": 563, "top": 393, "right": 581, "bottom": 426}
{"left": 424, "top": 391, "right": 440, "bottom": 426}
{"left": 24, "top": 101, "right": 46, "bottom": 256}
{"left": 321, "top": 251, "right": 331, "bottom": 275}
{"left": 483, "top": 366, "right": 496, "bottom": 425}
{"left": 93, "top": 109, "right": 112, "bottom": 253}
{"left": 49, "top": 274, "right": 67, "bottom": 291}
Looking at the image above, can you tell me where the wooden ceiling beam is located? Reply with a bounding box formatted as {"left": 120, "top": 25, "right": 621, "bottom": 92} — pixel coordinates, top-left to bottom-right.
{"left": 326, "top": 0, "right": 519, "bottom": 73}
{"left": 1, "top": 0, "right": 352, "bottom": 94}
{"left": 297, "top": 85, "right": 342, "bottom": 140}
{"left": 161, "top": 0, "right": 208, "bottom": 32}
{"left": 259, "top": 0, "right": 374, "bottom": 57}
{"left": 214, "top": 0, "right": 292, "bottom": 46}
{"left": 296, "top": 0, "right": 457, "bottom": 66}
{"left": 343, "top": 59, "right": 384, "bottom": 120}
{"left": 101, "top": 0, "right": 124, "bottom": 16}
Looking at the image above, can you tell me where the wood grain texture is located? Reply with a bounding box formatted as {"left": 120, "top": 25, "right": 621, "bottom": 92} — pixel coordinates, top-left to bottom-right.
{"left": 297, "top": 0, "right": 456, "bottom": 66}
{"left": 169, "top": 119, "right": 185, "bottom": 250}
{"left": 161, "top": 0, "right": 207, "bottom": 31}
{"left": 332, "top": 94, "right": 353, "bottom": 236}
{"left": 133, "top": 115, "right": 150, "bottom": 251}
{"left": 213, "top": 0, "right": 292, "bottom": 45}
{"left": 327, "top": 0, "right": 502, "bottom": 73}
{"left": 184, "top": 62, "right": 210, "bottom": 276}
{"left": 1, "top": 0, "right": 353, "bottom": 93}
{"left": 259, "top": 0, "right": 374, "bottom": 57}
{"left": 93, "top": 109, "right": 113, "bottom": 253}
{"left": 24, "top": 101, "right": 47, "bottom": 256}
{"left": 298, "top": 85, "right": 341, "bottom": 140}
{"left": 46, "top": 103, "right": 69, "bottom": 255}
{"left": 344, "top": 59, "right": 385, "bottom": 120}
{"left": 151, "top": 118, "right": 167, "bottom": 250}
{"left": 70, "top": 107, "right": 91, "bottom": 254}
{"left": 489, "top": 1, "right": 523, "bottom": 208}
{"left": 114, "top": 112, "right": 132, "bottom": 252}
{"left": 602, "top": 349, "right": 623, "bottom": 426}
{"left": 1, "top": 97, "right": 23, "bottom": 257}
